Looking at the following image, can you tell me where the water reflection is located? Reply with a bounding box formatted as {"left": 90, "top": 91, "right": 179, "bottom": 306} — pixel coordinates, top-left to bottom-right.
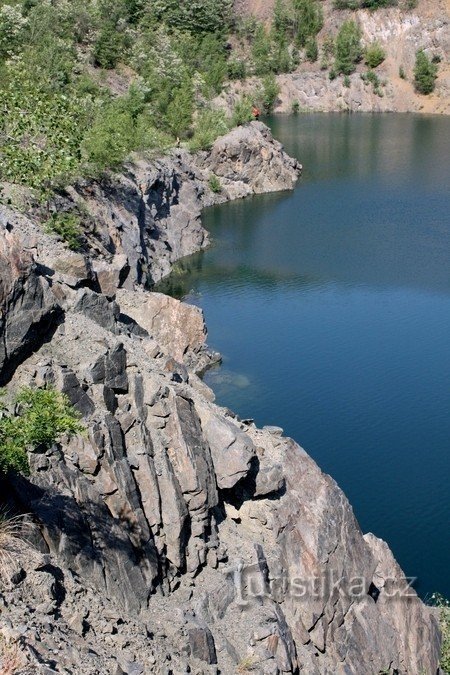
{"left": 157, "top": 113, "right": 450, "bottom": 598}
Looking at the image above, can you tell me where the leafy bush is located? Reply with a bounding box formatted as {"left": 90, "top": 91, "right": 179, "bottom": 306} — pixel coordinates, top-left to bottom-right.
{"left": 305, "top": 37, "right": 318, "bottom": 62}
{"left": 414, "top": 50, "right": 438, "bottom": 94}
{"left": 189, "top": 109, "right": 229, "bottom": 151}
{"left": 208, "top": 174, "right": 222, "bottom": 193}
{"left": 364, "top": 42, "right": 386, "bottom": 68}
{"left": 361, "top": 68, "right": 384, "bottom": 95}
{"left": 0, "top": 387, "right": 84, "bottom": 475}
{"left": 164, "top": 76, "right": 194, "bottom": 138}
{"left": 252, "top": 25, "right": 272, "bottom": 75}
{"left": 0, "top": 66, "right": 89, "bottom": 189}
{"left": 292, "top": 99, "right": 300, "bottom": 113}
{"left": 93, "top": 22, "right": 125, "bottom": 69}
{"left": 148, "top": 0, "right": 233, "bottom": 35}
{"left": 228, "top": 59, "right": 247, "bottom": 80}
{"left": 260, "top": 74, "right": 280, "bottom": 113}
{"left": 430, "top": 593, "right": 450, "bottom": 673}
{"left": 44, "top": 213, "right": 83, "bottom": 251}
{"left": 334, "top": 20, "right": 362, "bottom": 75}
{"left": 399, "top": 65, "right": 406, "bottom": 79}
{"left": 82, "top": 104, "right": 136, "bottom": 171}
{"left": 231, "top": 96, "right": 254, "bottom": 126}
{"left": 0, "top": 4, "right": 27, "bottom": 59}
{"left": 334, "top": 0, "right": 397, "bottom": 7}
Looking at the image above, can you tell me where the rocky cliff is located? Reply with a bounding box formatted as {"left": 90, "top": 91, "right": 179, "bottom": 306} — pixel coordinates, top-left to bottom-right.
{"left": 225, "top": 0, "right": 450, "bottom": 114}
{"left": 0, "top": 123, "right": 441, "bottom": 674}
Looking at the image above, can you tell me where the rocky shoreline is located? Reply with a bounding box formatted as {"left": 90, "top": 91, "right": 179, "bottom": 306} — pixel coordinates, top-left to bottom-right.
{"left": 0, "top": 122, "right": 442, "bottom": 674}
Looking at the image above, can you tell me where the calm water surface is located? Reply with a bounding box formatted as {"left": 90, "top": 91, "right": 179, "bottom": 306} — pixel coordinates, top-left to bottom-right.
{"left": 159, "top": 114, "right": 450, "bottom": 598}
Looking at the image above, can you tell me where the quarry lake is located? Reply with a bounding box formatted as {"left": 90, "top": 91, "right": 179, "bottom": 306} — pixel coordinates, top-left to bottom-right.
{"left": 159, "top": 113, "right": 450, "bottom": 599}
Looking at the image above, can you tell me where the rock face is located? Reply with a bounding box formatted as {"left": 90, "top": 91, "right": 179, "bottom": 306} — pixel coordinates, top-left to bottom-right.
{"left": 0, "top": 224, "right": 61, "bottom": 385}
{"left": 0, "top": 127, "right": 441, "bottom": 674}
{"left": 223, "top": 1, "right": 450, "bottom": 115}
{"left": 22, "top": 122, "right": 299, "bottom": 290}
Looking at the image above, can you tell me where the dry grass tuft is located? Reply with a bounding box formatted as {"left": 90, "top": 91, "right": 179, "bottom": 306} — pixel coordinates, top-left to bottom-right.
{"left": 0, "top": 511, "right": 35, "bottom": 585}
{"left": 0, "top": 637, "right": 25, "bottom": 675}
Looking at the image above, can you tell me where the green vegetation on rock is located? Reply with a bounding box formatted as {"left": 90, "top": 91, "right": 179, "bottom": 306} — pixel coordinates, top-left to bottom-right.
{"left": 44, "top": 213, "right": 84, "bottom": 251}
{"left": 364, "top": 42, "right": 386, "bottom": 68}
{"left": 430, "top": 593, "right": 450, "bottom": 673}
{"left": 0, "top": 0, "right": 247, "bottom": 190}
{"left": 0, "top": 387, "right": 84, "bottom": 475}
{"left": 414, "top": 49, "right": 438, "bottom": 94}
{"left": 334, "top": 20, "right": 362, "bottom": 75}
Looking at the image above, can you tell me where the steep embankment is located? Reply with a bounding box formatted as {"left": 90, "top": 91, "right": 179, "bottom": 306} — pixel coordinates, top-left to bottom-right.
{"left": 0, "top": 124, "right": 441, "bottom": 674}
{"left": 227, "top": 0, "right": 450, "bottom": 113}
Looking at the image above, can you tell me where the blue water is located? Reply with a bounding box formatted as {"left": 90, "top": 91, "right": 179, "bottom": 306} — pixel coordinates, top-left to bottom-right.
{"left": 158, "top": 113, "right": 450, "bottom": 599}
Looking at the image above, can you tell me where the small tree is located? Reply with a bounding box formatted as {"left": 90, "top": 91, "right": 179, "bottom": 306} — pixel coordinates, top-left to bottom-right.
{"left": 231, "top": 96, "right": 254, "bottom": 126}
{"left": 165, "top": 76, "right": 194, "bottom": 138}
{"left": 252, "top": 25, "right": 272, "bottom": 76}
{"left": 364, "top": 42, "right": 385, "bottom": 68}
{"left": 93, "top": 22, "right": 123, "bottom": 69}
{"left": 305, "top": 37, "right": 318, "bottom": 62}
{"left": 260, "top": 73, "right": 280, "bottom": 113}
{"left": 414, "top": 50, "right": 438, "bottom": 94}
{"left": 293, "top": 0, "right": 323, "bottom": 48}
{"left": 335, "top": 20, "right": 362, "bottom": 75}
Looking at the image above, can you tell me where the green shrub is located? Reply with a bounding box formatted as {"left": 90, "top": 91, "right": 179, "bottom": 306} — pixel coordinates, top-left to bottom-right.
{"left": 414, "top": 49, "right": 438, "bottom": 94}
{"left": 228, "top": 59, "right": 247, "bottom": 80}
{"left": 334, "top": 20, "right": 362, "bottom": 75}
{"left": 273, "top": 0, "right": 292, "bottom": 36}
{"left": 208, "top": 174, "right": 222, "bottom": 193}
{"left": 293, "top": 0, "right": 323, "bottom": 48}
{"left": 0, "top": 387, "right": 84, "bottom": 475}
{"left": 252, "top": 25, "right": 272, "bottom": 75}
{"left": 82, "top": 104, "right": 136, "bottom": 171}
{"left": 260, "top": 73, "right": 280, "bottom": 113}
{"left": 361, "top": 68, "right": 384, "bottom": 95}
{"left": 164, "top": 76, "right": 194, "bottom": 137}
{"left": 0, "top": 4, "right": 27, "bottom": 59}
{"left": 399, "top": 65, "right": 406, "bottom": 79}
{"left": 343, "top": 75, "right": 351, "bottom": 87}
{"left": 364, "top": 42, "right": 386, "bottom": 68}
{"left": 44, "top": 213, "right": 84, "bottom": 250}
{"left": 93, "top": 23, "right": 124, "bottom": 69}
{"left": 232, "top": 96, "right": 254, "bottom": 126}
{"left": 0, "top": 66, "right": 89, "bottom": 189}
{"left": 292, "top": 99, "right": 300, "bottom": 113}
{"left": 305, "top": 37, "right": 318, "bottom": 62}
{"left": 148, "top": 0, "right": 233, "bottom": 35}
{"left": 334, "top": 0, "right": 397, "bottom": 7}
{"left": 430, "top": 593, "right": 450, "bottom": 673}
{"left": 189, "top": 109, "right": 229, "bottom": 151}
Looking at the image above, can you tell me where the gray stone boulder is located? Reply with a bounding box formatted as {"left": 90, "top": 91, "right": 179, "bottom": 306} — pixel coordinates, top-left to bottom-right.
{"left": 0, "top": 225, "right": 61, "bottom": 385}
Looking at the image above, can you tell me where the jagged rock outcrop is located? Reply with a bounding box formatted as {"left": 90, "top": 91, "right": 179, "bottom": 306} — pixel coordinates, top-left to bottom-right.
{"left": 0, "top": 125, "right": 441, "bottom": 673}
{"left": 0, "top": 221, "right": 441, "bottom": 674}
{"left": 0, "top": 227, "right": 61, "bottom": 385}
{"left": 16, "top": 122, "right": 299, "bottom": 290}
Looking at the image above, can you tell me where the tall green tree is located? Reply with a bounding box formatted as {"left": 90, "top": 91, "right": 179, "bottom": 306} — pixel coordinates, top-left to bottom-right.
{"left": 292, "top": 0, "right": 323, "bottom": 48}
{"left": 414, "top": 50, "right": 438, "bottom": 94}
{"left": 335, "top": 20, "right": 362, "bottom": 74}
